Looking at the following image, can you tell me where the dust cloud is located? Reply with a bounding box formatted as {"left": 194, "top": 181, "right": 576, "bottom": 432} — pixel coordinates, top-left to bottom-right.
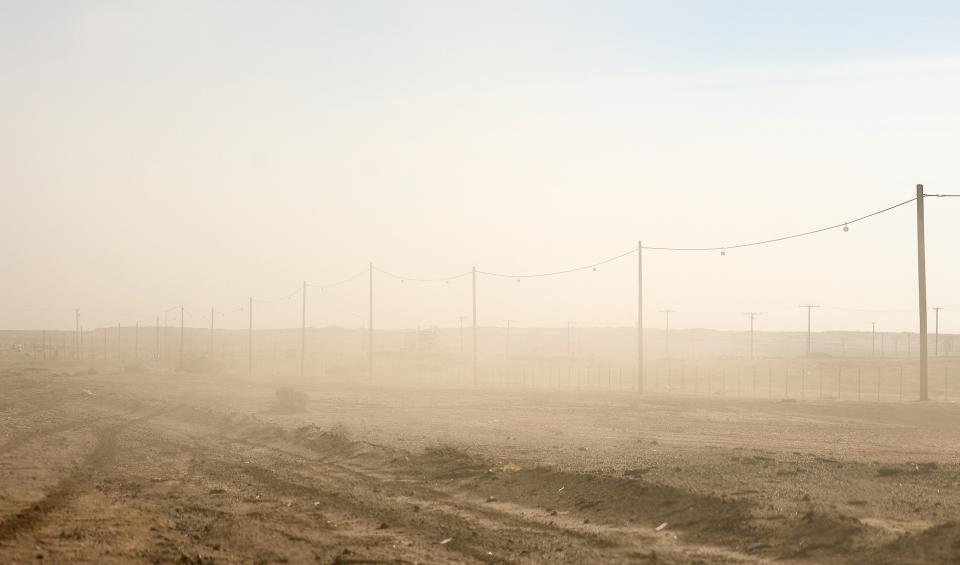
{"left": 3, "top": 2, "right": 960, "bottom": 564}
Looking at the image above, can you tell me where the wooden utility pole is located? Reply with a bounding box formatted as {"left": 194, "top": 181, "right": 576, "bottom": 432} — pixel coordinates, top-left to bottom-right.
{"left": 248, "top": 297, "right": 253, "bottom": 376}
{"left": 161, "top": 313, "right": 166, "bottom": 361}
{"left": 638, "top": 241, "right": 644, "bottom": 393}
{"left": 368, "top": 263, "right": 373, "bottom": 380}
{"left": 472, "top": 266, "right": 478, "bottom": 387}
{"left": 745, "top": 312, "right": 760, "bottom": 359}
{"left": 917, "top": 184, "right": 929, "bottom": 400}
{"left": 799, "top": 305, "right": 820, "bottom": 356}
{"left": 504, "top": 319, "right": 513, "bottom": 359}
{"left": 300, "top": 281, "right": 306, "bottom": 379}
{"left": 660, "top": 310, "right": 675, "bottom": 360}
{"left": 457, "top": 316, "right": 466, "bottom": 355}
{"left": 933, "top": 307, "right": 943, "bottom": 357}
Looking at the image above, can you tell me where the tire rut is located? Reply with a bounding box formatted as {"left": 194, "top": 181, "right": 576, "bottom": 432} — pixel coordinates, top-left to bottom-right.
{"left": 0, "top": 410, "right": 162, "bottom": 542}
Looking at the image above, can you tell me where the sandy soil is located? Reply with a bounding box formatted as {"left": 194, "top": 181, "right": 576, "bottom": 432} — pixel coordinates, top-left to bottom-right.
{"left": 2, "top": 359, "right": 960, "bottom": 564}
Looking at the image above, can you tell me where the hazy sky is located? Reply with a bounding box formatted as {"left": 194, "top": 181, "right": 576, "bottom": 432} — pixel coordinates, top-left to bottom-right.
{"left": 2, "top": 1, "right": 959, "bottom": 333}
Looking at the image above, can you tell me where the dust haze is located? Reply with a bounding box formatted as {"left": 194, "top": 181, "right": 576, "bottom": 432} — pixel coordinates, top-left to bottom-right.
{"left": 2, "top": 2, "right": 960, "bottom": 564}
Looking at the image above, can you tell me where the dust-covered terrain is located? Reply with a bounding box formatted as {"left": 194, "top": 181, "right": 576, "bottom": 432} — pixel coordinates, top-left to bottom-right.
{"left": 2, "top": 358, "right": 960, "bottom": 564}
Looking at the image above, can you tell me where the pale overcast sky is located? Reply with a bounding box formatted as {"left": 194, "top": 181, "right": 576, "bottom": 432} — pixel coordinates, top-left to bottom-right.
{"left": 2, "top": 1, "right": 959, "bottom": 332}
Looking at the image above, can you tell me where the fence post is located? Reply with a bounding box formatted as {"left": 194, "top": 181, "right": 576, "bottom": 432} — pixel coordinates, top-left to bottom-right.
{"left": 899, "top": 365, "right": 903, "bottom": 401}
{"left": 801, "top": 366, "right": 806, "bottom": 399}
{"left": 837, "top": 365, "right": 841, "bottom": 400}
{"left": 818, "top": 364, "right": 823, "bottom": 400}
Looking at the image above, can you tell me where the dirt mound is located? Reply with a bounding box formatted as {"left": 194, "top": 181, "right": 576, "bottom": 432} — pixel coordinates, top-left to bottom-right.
{"left": 404, "top": 445, "right": 753, "bottom": 548}
{"left": 292, "top": 424, "right": 352, "bottom": 453}
{"left": 869, "top": 521, "right": 960, "bottom": 564}
{"left": 410, "top": 445, "right": 489, "bottom": 480}
{"left": 772, "top": 510, "right": 866, "bottom": 559}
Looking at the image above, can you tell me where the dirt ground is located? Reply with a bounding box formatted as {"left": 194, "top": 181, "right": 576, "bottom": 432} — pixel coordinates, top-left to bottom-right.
{"left": 2, "top": 358, "right": 960, "bottom": 564}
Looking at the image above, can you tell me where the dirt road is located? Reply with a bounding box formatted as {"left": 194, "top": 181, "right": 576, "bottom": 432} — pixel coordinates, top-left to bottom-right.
{"left": 2, "top": 361, "right": 959, "bottom": 563}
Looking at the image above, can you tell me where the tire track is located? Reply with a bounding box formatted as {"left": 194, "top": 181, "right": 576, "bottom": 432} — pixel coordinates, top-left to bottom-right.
{"left": 0, "top": 410, "right": 162, "bottom": 542}
{"left": 194, "top": 438, "right": 685, "bottom": 564}
{"left": 0, "top": 414, "right": 117, "bottom": 455}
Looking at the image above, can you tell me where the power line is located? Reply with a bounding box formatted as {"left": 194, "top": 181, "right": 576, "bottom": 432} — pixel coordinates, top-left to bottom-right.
{"left": 477, "top": 196, "right": 917, "bottom": 279}
{"left": 373, "top": 266, "right": 472, "bottom": 283}
{"left": 306, "top": 268, "right": 370, "bottom": 290}
{"left": 822, "top": 305, "right": 915, "bottom": 314}
{"left": 478, "top": 248, "right": 637, "bottom": 279}
{"left": 217, "top": 304, "right": 246, "bottom": 316}
{"left": 642, "top": 197, "right": 917, "bottom": 252}
{"left": 8, "top": 194, "right": 948, "bottom": 328}
{"left": 253, "top": 287, "right": 301, "bottom": 304}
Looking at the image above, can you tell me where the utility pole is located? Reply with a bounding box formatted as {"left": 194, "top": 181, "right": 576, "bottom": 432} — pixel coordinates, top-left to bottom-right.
{"left": 917, "top": 184, "right": 929, "bottom": 400}
{"left": 457, "top": 316, "right": 466, "bottom": 355}
{"left": 660, "top": 310, "right": 675, "bottom": 360}
{"left": 162, "top": 312, "right": 167, "bottom": 361}
{"left": 637, "top": 240, "right": 644, "bottom": 393}
{"left": 368, "top": 263, "right": 373, "bottom": 380}
{"left": 300, "top": 281, "right": 306, "bottom": 379}
{"left": 472, "top": 266, "right": 478, "bottom": 387}
{"left": 872, "top": 322, "right": 876, "bottom": 357}
{"left": 744, "top": 312, "right": 760, "bottom": 359}
{"left": 933, "top": 307, "right": 943, "bottom": 357}
{"left": 179, "top": 305, "right": 184, "bottom": 369}
{"left": 248, "top": 297, "right": 253, "bottom": 376}
{"left": 504, "top": 320, "right": 513, "bottom": 358}
{"left": 799, "top": 305, "right": 820, "bottom": 356}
